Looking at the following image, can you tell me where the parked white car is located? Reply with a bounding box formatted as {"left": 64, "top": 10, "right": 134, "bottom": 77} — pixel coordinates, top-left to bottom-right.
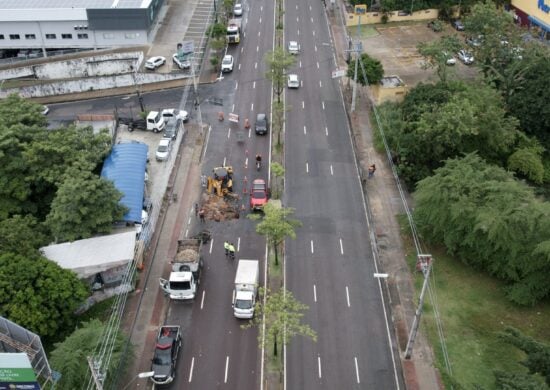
{"left": 155, "top": 138, "right": 172, "bottom": 161}
{"left": 287, "top": 74, "right": 300, "bottom": 88}
{"left": 145, "top": 56, "right": 166, "bottom": 70}
{"left": 221, "top": 54, "right": 234, "bottom": 72}
{"left": 457, "top": 49, "right": 474, "bottom": 65}
{"left": 443, "top": 52, "right": 456, "bottom": 66}
{"left": 172, "top": 53, "right": 191, "bottom": 70}
{"left": 162, "top": 108, "right": 189, "bottom": 122}
{"left": 233, "top": 3, "right": 243, "bottom": 16}
{"left": 288, "top": 41, "right": 300, "bottom": 54}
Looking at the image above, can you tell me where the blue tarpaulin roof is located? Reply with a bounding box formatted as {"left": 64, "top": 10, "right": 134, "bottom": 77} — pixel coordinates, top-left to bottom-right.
{"left": 101, "top": 142, "right": 148, "bottom": 223}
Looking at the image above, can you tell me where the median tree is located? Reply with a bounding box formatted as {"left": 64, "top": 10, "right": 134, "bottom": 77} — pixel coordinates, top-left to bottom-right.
{"left": 243, "top": 287, "right": 316, "bottom": 357}
{"left": 265, "top": 47, "right": 295, "bottom": 103}
{"left": 248, "top": 201, "right": 301, "bottom": 265}
{"left": 270, "top": 162, "right": 285, "bottom": 199}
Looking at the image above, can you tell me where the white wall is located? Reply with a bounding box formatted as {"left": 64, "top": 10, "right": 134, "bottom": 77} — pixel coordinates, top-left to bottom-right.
{"left": 0, "top": 72, "right": 188, "bottom": 99}
{"left": 0, "top": 52, "right": 144, "bottom": 80}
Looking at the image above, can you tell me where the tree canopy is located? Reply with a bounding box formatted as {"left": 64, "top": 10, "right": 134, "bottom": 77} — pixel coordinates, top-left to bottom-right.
{"left": 497, "top": 327, "right": 550, "bottom": 387}
{"left": 249, "top": 201, "right": 301, "bottom": 265}
{"left": 243, "top": 288, "right": 316, "bottom": 356}
{"left": 383, "top": 81, "right": 524, "bottom": 186}
{"left": 0, "top": 252, "right": 88, "bottom": 339}
{"left": 417, "top": 35, "right": 462, "bottom": 83}
{"left": 347, "top": 53, "right": 384, "bottom": 86}
{"left": 46, "top": 168, "right": 127, "bottom": 242}
{"left": 265, "top": 47, "right": 295, "bottom": 103}
{"left": 414, "top": 154, "right": 550, "bottom": 305}
{"left": 50, "top": 319, "right": 128, "bottom": 390}
{"left": 0, "top": 215, "right": 47, "bottom": 257}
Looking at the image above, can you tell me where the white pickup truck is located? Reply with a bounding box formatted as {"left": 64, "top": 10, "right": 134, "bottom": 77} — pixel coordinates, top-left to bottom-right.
{"left": 160, "top": 239, "right": 203, "bottom": 300}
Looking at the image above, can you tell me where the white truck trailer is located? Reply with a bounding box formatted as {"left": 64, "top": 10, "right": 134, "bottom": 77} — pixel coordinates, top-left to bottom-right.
{"left": 232, "top": 259, "right": 259, "bottom": 319}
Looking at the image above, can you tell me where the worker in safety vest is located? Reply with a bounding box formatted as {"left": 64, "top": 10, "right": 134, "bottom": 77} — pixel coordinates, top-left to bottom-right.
{"left": 228, "top": 243, "right": 236, "bottom": 259}
{"left": 224, "top": 241, "right": 230, "bottom": 256}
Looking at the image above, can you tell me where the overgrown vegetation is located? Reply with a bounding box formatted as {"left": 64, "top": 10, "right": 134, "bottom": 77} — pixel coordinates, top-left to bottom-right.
{"left": 375, "top": 3, "right": 550, "bottom": 306}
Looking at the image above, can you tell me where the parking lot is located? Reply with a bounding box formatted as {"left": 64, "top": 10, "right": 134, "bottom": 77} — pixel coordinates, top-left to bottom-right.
{"left": 360, "top": 23, "right": 479, "bottom": 86}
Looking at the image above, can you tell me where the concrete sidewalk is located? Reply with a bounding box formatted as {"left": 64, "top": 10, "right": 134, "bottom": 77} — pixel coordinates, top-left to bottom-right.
{"left": 326, "top": 4, "right": 443, "bottom": 390}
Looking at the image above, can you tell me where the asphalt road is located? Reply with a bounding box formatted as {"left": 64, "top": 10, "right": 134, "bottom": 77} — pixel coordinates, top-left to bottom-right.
{"left": 283, "top": 1, "right": 402, "bottom": 389}
{"left": 163, "top": 0, "right": 275, "bottom": 388}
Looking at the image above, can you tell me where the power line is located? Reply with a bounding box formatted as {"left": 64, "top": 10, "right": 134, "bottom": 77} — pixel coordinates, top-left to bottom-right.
{"left": 355, "top": 54, "right": 452, "bottom": 373}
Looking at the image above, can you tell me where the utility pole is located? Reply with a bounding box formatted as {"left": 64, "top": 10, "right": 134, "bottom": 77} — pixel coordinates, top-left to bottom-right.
{"left": 404, "top": 254, "right": 432, "bottom": 359}
{"left": 87, "top": 356, "right": 104, "bottom": 390}
{"left": 351, "top": 13, "right": 362, "bottom": 112}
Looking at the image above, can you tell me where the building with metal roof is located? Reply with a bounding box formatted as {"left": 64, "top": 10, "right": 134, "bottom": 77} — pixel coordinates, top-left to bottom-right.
{"left": 101, "top": 141, "right": 148, "bottom": 223}
{"left": 0, "top": 0, "right": 165, "bottom": 53}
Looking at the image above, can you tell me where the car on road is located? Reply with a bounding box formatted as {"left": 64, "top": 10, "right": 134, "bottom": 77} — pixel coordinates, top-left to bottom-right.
{"left": 172, "top": 53, "right": 191, "bottom": 70}
{"left": 255, "top": 113, "right": 268, "bottom": 135}
{"left": 150, "top": 326, "right": 181, "bottom": 385}
{"left": 41, "top": 105, "right": 50, "bottom": 115}
{"left": 163, "top": 118, "right": 182, "bottom": 140}
{"left": 443, "top": 52, "right": 456, "bottom": 66}
{"left": 287, "top": 74, "right": 300, "bottom": 88}
{"left": 250, "top": 179, "right": 268, "bottom": 210}
{"left": 145, "top": 56, "right": 166, "bottom": 70}
{"left": 452, "top": 20, "right": 465, "bottom": 31}
{"left": 162, "top": 108, "right": 189, "bottom": 122}
{"left": 457, "top": 49, "right": 474, "bottom": 65}
{"left": 221, "top": 54, "right": 234, "bottom": 73}
{"left": 427, "top": 20, "right": 443, "bottom": 32}
{"left": 288, "top": 40, "right": 300, "bottom": 54}
{"left": 155, "top": 138, "right": 172, "bottom": 161}
{"left": 233, "top": 3, "right": 243, "bottom": 16}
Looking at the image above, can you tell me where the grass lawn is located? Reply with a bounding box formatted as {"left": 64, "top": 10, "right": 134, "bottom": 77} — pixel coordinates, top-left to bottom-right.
{"left": 402, "top": 232, "right": 550, "bottom": 389}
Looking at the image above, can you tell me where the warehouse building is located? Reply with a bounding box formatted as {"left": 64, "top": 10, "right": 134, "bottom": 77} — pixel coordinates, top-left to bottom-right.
{"left": 0, "top": 0, "right": 165, "bottom": 57}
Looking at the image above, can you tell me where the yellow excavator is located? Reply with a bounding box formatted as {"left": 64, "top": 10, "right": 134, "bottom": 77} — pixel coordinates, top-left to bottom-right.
{"left": 207, "top": 166, "right": 234, "bottom": 196}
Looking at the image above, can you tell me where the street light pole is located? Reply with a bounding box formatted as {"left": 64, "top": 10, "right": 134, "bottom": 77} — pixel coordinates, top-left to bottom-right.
{"left": 121, "top": 371, "right": 155, "bottom": 390}
{"left": 351, "top": 14, "right": 362, "bottom": 112}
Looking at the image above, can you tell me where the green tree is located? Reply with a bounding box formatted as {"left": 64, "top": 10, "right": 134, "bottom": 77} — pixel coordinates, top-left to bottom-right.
{"left": 265, "top": 47, "right": 295, "bottom": 103}
{"left": 493, "top": 370, "right": 548, "bottom": 390}
{"left": 506, "top": 52, "right": 550, "bottom": 151}
{"left": 414, "top": 154, "right": 550, "bottom": 305}
{"left": 347, "top": 53, "right": 384, "bottom": 86}
{"left": 270, "top": 162, "right": 285, "bottom": 199}
{"left": 507, "top": 146, "right": 545, "bottom": 184}
{"left": 0, "top": 94, "right": 48, "bottom": 128}
{"left": 243, "top": 287, "right": 316, "bottom": 356}
{"left": 271, "top": 100, "right": 285, "bottom": 147}
{"left": 50, "top": 319, "right": 129, "bottom": 390}
{"left": 0, "top": 253, "right": 88, "bottom": 339}
{"left": 464, "top": 2, "right": 523, "bottom": 81}
{"left": 0, "top": 214, "right": 47, "bottom": 256}
{"left": 46, "top": 168, "right": 127, "bottom": 242}
{"left": 417, "top": 35, "right": 462, "bottom": 83}
{"left": 248, "top": 201, "right": 301, "bottom": 265}
{"left": 499, "top": 327, "right": 550, "bottom": 386}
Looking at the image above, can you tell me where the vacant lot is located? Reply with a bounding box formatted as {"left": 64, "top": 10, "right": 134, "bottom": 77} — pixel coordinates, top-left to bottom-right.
{"left": 403, "top": 237, "right": 550, "bottom": 389}
{"left": 352, "top": 22, "right": 479, "bottom": 86}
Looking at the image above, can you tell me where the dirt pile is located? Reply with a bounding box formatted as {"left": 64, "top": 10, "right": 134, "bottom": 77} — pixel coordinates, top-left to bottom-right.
{"left": 175, "top": 249, "right": 198, "bottom": 262}
{"left": 200, "top": 193, "right": 240, "bottom": 221}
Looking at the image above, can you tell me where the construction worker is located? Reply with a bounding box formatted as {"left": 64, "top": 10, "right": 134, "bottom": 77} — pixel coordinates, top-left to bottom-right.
{"left": 228, "top": 243, "right": 236, "bottom": 260}
{"left": 224, "top": 241, "right": 230, "bottom": 256}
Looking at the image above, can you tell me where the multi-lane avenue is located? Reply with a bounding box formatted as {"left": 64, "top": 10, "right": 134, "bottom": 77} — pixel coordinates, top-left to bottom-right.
{"left": 167, "top": 0, "right": 275, "bottom": 388}
{"left": 283, "top": 0, "right": 403, "bottom": 389}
